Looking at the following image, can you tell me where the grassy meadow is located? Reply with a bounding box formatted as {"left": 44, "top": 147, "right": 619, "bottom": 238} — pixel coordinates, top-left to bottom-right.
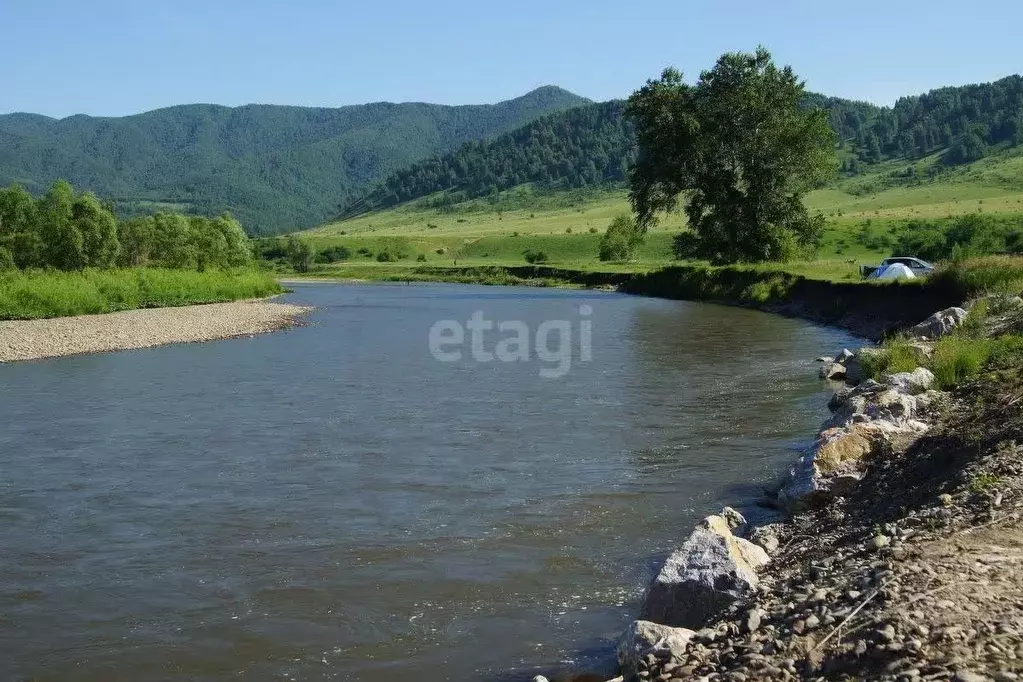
{"left": 0, "top": 268, "right": 282, "bottom": 320}
{"left": 292, "top": 150, "right": 1023, "bottom": 284}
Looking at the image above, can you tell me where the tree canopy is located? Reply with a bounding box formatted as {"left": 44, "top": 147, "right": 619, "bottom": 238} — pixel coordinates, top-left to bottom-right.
{"left": 626, "top": 48, "right": 837, "bottom": 263}
{"left": 0, "top": 180, "right": 252, "bottom": 271}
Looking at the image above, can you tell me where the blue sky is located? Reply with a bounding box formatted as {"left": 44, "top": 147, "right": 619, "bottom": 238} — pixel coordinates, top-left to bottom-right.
{"left": 2, "top": 0, "right": 1021, "bottom": 118}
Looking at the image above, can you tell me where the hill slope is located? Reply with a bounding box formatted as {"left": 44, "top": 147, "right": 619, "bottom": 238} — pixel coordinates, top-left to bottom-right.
{"left": 0, "top": 86, "right": 589, "bottom": 234}
{"left": 342, "top": 76, "right": 1023, "bottom": 218}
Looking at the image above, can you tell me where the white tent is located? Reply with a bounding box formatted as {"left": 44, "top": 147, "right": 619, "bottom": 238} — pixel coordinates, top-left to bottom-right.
{"left": 868, "top": 263, "right": 916, "bottom": 280}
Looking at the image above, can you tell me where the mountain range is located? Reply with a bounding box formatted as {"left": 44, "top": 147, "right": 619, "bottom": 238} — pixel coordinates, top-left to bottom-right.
{"left": 0, "top": 86, "right": 589, "bottom": 234}
{"left": 3, "top": 75, "right": 1022, "bottom": 235}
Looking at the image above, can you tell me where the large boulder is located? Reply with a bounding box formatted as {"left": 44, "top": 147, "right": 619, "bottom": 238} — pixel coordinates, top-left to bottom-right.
{"left": 616, "top": 620, "right": 696, "bottom": 680}
{"left": 641, "top": 515, "right": 769, "bottom": 628}
{"left": 910, "top": 307, "right": 968, "bottom": 340}
{"left": 882, "top": 367, "right": 935, "bottom": 395}
{"left": 779, "top": 423, "right": 881, "bottom": 505}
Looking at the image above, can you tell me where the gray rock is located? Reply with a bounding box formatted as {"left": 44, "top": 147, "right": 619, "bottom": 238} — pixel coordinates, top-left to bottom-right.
{"left": 953, "top": 670, "right": 990, "bottom": 682}
{"left": 819, "top": 361, "right": 847, "bottom": 381}
{"left": 744, "top": 608, "right": 763, "bottom": 633}
{"left": 836, "top": 348, "right": 855, "bottom": 363}
{"left": 844, "top": 348, "right": 884, "bottom": 384}
{"left": 882, "top": 367, "right": 935, "bottom": 395}
{"left": 616, "top": 620, "right": 696, "bottom": 679}
{"left": 721, "top": 506, "right": 747, "bottom": 532}
{"left": 641, "top": 515, "right": 769, "bottom": 628}
{"left": 910, "top": 307, "right": 968, "bottom": 340}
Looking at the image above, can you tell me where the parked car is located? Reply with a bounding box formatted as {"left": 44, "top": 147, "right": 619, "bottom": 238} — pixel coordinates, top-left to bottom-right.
{"left": 860, "top": 256, "right": 935, "bottom": 279}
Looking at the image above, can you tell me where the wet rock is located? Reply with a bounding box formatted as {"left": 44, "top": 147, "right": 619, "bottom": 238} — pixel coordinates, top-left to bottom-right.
{"left": 617, "top": 620, "right": 696, "bottom": 680}
{"left": 836, "top": 348, "right": 855, "bottom": 363}
{"left": 819, "top": 361, "right": 847, "bottom": 381}
{"left": 642, "top": 516, "right": 769, "bottom": 628}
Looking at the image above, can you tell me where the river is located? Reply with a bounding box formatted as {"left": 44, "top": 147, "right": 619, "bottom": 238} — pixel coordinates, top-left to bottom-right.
{"left": 0, "top": 282, "right": 858, "bottom": 680}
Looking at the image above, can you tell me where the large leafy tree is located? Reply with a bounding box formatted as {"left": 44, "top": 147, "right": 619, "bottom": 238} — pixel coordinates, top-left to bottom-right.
{"left": 72, "top": 192, "right": 120, "bottom": 267}
{"left": 627, "top": 47, "right": 837, "bottom": 263}
{"left": 38, "top": 180, "right": 87, "bottom": 270}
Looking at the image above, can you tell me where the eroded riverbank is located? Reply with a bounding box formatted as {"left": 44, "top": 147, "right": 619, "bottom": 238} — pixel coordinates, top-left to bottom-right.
{"left": 0, "top": 298, "right": 312, "bottom": 362}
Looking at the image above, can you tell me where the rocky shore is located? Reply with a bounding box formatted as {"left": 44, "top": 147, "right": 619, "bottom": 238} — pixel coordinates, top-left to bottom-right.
{"left": 0, "top": 298, "right": 313, "bottom": 362}
{"left": 535, "top": 297, "right": 1023, "bottom": 682}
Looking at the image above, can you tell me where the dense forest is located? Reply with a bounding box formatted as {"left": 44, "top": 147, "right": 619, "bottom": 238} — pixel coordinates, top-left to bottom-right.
{"left": 339, "top": 101, "right": 635, "bottom": 216}
{"left": 0, "top": 87, "right": 588, "bottom": 235}
{"left": 343, "top": 76, "right": 1023, "bottom": 217}
{"left": 854, "top": 75, "right": 1023, "bottom": 163}
{"left": 0, "top": 181, "right": 252, "bottom": 271}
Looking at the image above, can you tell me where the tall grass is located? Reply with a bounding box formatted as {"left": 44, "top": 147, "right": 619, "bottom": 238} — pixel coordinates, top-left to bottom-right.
{"left": 929, "top": 255, "right": 1023, "bottom": 299}
{"left": 0, "top": 268, "right": 282, "bottom": 320}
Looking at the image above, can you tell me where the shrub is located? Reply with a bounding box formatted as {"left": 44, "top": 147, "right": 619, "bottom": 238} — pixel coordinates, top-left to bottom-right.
{"left": 315, "top": 245, "right": 352, "bottom": 263}
{"left": 416, "top": 254, "right": 427, "bottom": 262}
{"left": 0, "top": 247, "right": 14, "bottom": 271}
{"left": 599, "top": 214, "right": 643, "bottom": 262}
{"left": 524, "top": 249, "right": 549, "bottom": 264}
{"left": 376, "top": 250, "right": 398, "bottom": 262}
{"left": 357, "top": 247, "right": 373, "bottom": 257}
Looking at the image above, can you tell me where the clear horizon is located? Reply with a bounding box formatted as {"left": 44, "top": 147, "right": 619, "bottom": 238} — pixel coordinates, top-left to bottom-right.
{"left": 2, "top": 0, "right": 1021, "bottom": 118}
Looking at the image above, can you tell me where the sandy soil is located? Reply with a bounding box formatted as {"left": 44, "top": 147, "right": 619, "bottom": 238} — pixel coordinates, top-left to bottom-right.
{"left": 0, "top": 299, "right": 313, "bottom": 363}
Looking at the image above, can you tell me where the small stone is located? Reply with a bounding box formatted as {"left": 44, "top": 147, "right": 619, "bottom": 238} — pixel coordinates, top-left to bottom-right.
{"left": 804, "top": 614, "right": 821, "bottom": 630}
{"left": 954, "top": 671, "right": 990, "bottom": 682}
{"left": 792, "top": 619, "right": 806, "bottom": 634}
{"left": 744, "top": 608, "right": 763, "bottom": 633}
{"left": 939, "top": 493, "right": 954, "bottom": 506}
{"left": 870, "top": 535, "right": 891, "bottom": 550}
{"left": 878, "top": 624, "right": 896, "bottom": 642}
{"left": 532, "top": 677, "right": 549, "bottom": 682}
{"left": 854, "top": 639, "right": 868, "bottom": 656}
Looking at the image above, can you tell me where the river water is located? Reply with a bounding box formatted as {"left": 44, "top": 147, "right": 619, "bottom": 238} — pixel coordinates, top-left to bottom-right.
{"left": 0, "top": 283, "right": 857, "bottom": 681}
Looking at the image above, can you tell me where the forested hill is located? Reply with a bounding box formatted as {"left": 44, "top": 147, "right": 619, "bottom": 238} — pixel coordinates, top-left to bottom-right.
{"left": 0, "top": 86, "right": 588, "bottom": 235}
{"left": 342, "top": 75, "right": 1023, "bottom": 217}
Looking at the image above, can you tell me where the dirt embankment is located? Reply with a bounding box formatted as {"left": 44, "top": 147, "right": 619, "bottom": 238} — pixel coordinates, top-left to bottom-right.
{"left": 0, "top": 299, "right": 312, "bottom": 363}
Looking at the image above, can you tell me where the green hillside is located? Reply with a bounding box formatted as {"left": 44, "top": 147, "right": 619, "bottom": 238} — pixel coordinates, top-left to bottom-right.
{"left": 0, "top": 86, "right": 589, "bottom": 235}
{"left": 341, "top": 76, "right": 1023, "bottom": 218}
{"left": 287, "top": 146, "right": 1023, "bottom": 283}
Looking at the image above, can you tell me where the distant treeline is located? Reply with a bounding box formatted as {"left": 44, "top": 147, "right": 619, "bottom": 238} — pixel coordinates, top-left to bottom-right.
{"left": 0, "top": 181, "right": 252, "bottom": 271}
{"left": 343, "top": 77, "right": 1023, "bottom": 217}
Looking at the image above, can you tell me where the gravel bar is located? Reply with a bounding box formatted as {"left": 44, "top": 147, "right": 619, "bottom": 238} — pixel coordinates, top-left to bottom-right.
{"left": 0, "top": 299, "right": 313, "bottom": 363}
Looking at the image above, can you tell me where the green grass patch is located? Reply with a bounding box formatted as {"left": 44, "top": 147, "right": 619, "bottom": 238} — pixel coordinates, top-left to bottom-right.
{"left": 860, "top": 339, "right": 925, "bottom": 380}
{"left": 0, "top": 268, "right": 282, "bottom": 320}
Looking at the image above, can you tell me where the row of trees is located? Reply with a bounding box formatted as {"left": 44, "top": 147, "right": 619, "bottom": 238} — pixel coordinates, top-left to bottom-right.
{"left": 894, "top": 214, "right": 1023, "bottom": 262}
{"left": 0, "top": 180, "right": 252, "bottom": 271}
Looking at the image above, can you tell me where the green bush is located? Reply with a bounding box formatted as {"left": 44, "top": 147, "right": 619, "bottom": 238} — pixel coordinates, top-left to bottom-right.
{"left": 315, "top": 245, "right": 352, "bottom": 263}
{"left": 599, "top": 214, "right": 643, "bottom": 262}
{"left": 376, "top": 250, "right": 398, "bottom": 262}
{"left": 524, "top": 249, "right": 549, "bottom": 264}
